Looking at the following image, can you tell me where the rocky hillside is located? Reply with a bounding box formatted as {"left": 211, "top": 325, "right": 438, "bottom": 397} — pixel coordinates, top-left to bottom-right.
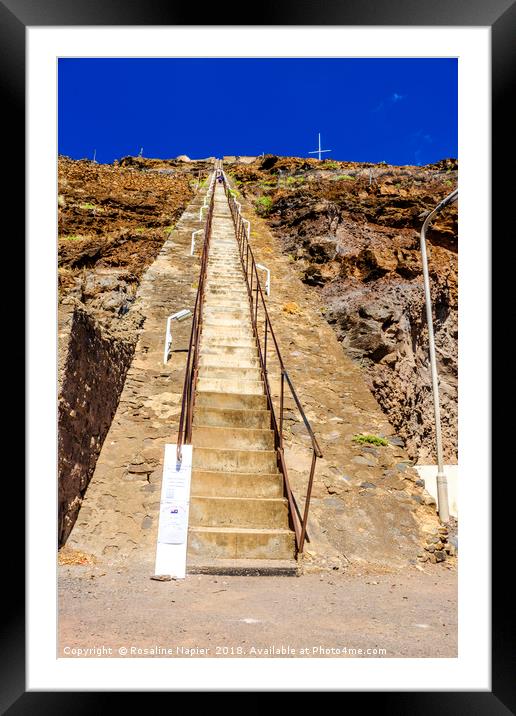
{"left": 228, "top": 156, "right": 458, "bottom": 463}
{"left": 58, "top": 156, "right": 211, "bottom": 544}
{"left": 58, "top": 156, "right": 210, "bottom": 322}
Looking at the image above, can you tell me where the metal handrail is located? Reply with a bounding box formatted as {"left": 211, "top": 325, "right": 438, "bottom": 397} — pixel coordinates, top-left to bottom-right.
{"left": 176, "top": 174, "right": 216, "bottom": 462}
{"left": 221, "top": 171, "right": 322, "bottom": 554}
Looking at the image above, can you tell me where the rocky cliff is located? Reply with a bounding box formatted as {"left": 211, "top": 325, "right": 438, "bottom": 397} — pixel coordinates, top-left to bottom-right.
{"left": 229, "top": 156, "right": 458, "bottom": 463}
{"left": 58, "top": 156, "right": 211, "bottom": 543}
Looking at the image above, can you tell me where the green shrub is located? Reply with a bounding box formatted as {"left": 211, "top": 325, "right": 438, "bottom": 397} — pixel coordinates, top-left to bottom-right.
{"left": 61, "top": 234, "right": 84, "bottom": 241}
{"left": 335, "top": 174, "right": 355, "bottom": 182}
{"left": 255, "top": 196, "right": 273, "bottom": 216}
{"left": 352, "top": 433, "right": 389, "bottom": 447}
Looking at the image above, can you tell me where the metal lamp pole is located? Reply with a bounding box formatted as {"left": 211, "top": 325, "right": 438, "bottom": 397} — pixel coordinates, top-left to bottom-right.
{"left": 419, "top": 187, "right": 458, "bottom": 523}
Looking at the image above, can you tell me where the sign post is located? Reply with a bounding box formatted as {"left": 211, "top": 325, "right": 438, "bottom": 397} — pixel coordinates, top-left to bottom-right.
{"left": 154, "top": 443, "right": 193, "bottom": 578}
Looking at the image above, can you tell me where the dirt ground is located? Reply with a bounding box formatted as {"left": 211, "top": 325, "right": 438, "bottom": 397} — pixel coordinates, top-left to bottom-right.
{"left": 58, "top": 562, "right": 457, "bottom": 659}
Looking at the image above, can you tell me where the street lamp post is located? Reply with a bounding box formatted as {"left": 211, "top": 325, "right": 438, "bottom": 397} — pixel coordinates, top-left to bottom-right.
{"left": 419, "top": 188, "right": 458, "bottom": 524}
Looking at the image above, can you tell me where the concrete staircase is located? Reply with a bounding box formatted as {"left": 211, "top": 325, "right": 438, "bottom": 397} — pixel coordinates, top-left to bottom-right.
{"left": 187, "top": 183, "right": 297, "bottom": 575}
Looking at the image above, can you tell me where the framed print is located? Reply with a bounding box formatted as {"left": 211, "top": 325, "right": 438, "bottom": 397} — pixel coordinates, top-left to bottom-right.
{"left": 3, "top": 0, "right": 512, "bottom": 707}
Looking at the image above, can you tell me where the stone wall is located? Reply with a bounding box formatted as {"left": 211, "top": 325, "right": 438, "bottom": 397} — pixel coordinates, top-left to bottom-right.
{"left": 58, "top": 304, "right": 139, "bottom": 545}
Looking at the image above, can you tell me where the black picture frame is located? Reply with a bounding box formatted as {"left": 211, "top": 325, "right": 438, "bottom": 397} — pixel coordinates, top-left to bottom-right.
{"left": 6, "top": 0, "right": 512, "bottom": 708}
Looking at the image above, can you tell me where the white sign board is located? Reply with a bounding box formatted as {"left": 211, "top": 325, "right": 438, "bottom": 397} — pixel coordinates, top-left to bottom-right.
{"left": 154, "top": 444, "right": 193, "bottom": 579}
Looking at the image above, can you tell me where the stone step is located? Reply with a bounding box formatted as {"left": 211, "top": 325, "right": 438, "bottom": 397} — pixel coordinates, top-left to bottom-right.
{"left": 203, "top": 308, "right": 250, "bottom": 321}
{"left": 195, "top": 391, "right": 268, "bottom": 411}
{"left": 199, "top": 353, "right": 259, "bottom": 369}
{"left": 203, "top": 301, "right": 248, "bottom": 310}
{"left": 200, "top": 344, "right": 257, "bottom": 358}
{"left": 205, "top": 283, "right": 248, "bottom": 291}
{"left": 202, "top": 302, "right": 248, "bottom": 311}
{"left": 206, "top": 269, "right": 244, "bottom": 275}
{"left": 204, "top": 294, "right": 245, "bottom": 303}
{"left": 201, "top": 335, "right": 255, "bottom": 348}
{"left": 207, "top": 269, "right": 243, "bottom": 276}
{"left": 193, "top": 424, "right": 274, "bottom": 451}
{"left": 187, "top": 526, "right": 295, "bottom": 560}
{"left": 196, "top": 376, "right": 264, "bottom": 395}
{"left": 209, "top": 250, "right": 240, "bottom": 254}
{"left": 202, "top": 325, "right": 255, "bottom": 339}
{"left": 207, "top": 273, "right": 242, "bottom": 280}
{"left": 205, "top": 282, "right": 247, "bottom": 290}
{"left": 206, "top": 267, "right": 243, "bottom": 272}
{"left": 207, "top": 259, "right": 241, "bottom": 264}
{"left": 208, "top": 261, "right": 241, "bottom": 267}
{"left": 194, "top": 405, "right": 271, "bottom": 429}
{"left": 207, "top": 276, "right": 244, "bottom": 284}
{"left": 192, "top": 446, "right": 277, "bottom": 473}
{"left": 201, "top": 336, "right": 256, "bottom": 350}
{"left": 186, "top": 556, "right": 299, "bottom": 576}
{"left": 209, "top": 252, "right": 240, "bottom": 257}
{"left": 190, "top": 495, "right": 289, "bottom": 529}
{"left": 209, "top": 259, "right": 241, "bottom": 264}
{"left": 191, "top": 469, "right": 282, "bottom": 498}
{"left": 198, "top": 365, "right": 262, "bottom": 382}
{"left": 204, "top": 288, "right": 249, "bottom": 298}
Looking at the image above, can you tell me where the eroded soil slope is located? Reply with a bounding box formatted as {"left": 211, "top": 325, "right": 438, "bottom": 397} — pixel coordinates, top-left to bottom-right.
{"left": 229, "top": 156, "right": 458, "bottom": 463}
{"left": 58, "top": 156, "right": 210, "bottom": 544}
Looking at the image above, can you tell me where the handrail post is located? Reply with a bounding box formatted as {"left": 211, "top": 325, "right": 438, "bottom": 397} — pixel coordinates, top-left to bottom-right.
{"left": 279, "top": 370, "right": 285, "bottom": 449}
{"left": 254, "top": 266, "right": 259, "bottom": 323}
{"left": 298, "top": 451, "right": 317, "bottom": 553}
{"left": 264, "top": 320, "right": 268, "bottom": 373}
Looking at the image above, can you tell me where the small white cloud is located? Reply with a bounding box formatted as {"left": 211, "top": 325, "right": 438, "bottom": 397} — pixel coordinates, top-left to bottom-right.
{"left": 392, "top": 92, "right": 406, "bottom": 102}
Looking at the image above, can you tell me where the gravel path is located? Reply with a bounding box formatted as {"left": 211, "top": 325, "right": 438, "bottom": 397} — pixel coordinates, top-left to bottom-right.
{"left": 59, "top": 562, "right": 457, "bottom": 658}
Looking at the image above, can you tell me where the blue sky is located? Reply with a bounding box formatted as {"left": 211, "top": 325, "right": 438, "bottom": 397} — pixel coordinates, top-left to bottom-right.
{"left": 58, "top": 58, "right": 457, "bottom": 166}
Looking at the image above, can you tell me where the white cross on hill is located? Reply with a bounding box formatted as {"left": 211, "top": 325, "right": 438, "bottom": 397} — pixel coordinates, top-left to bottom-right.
{"left": 308, "top": 133, "right": 332, "bottom": 161}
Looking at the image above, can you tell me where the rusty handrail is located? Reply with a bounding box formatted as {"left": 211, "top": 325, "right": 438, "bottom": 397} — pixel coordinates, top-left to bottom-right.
{"left": 176, "top": 171, "right": 216, "bottom": 462}
{"left": 221, "top": 170, "right": 322, "bottom": 555}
